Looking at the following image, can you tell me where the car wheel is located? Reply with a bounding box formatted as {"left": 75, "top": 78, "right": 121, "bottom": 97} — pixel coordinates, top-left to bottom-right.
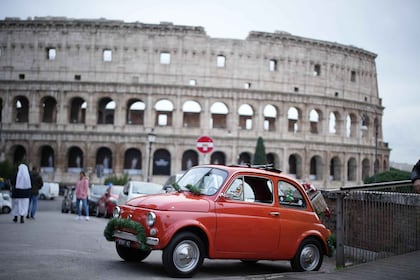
{"left": 2, "top": 206, "right": 11, "bottom": 214}
{"left": 291, "top": 237, "right": 323, "bottom": 272}
{"left": 115, "top": 243, "right": 151, "bottom": 262}
{"left": 162, "top": 232, "right": 205, "bottom": 278}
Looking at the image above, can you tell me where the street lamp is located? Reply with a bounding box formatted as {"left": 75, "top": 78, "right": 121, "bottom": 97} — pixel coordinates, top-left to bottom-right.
{"left": 147, "top": 132, "right": 156, "bottom": 182}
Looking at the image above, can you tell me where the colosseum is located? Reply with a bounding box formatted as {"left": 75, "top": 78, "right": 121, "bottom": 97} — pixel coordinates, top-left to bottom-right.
{"left": 0, "top": 17, "right": 390, "bottom": 188}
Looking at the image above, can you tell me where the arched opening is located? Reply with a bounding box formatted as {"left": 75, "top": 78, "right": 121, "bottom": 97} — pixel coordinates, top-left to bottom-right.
{"left": 153, "top": 149, "right": 171, "bottom": 175}
{"left": 69, "top": 97, "right": 86, "bottom": 124}
{"left": 182, "top": 150, "right": 199, "bottom": 170}
{"left": 182, "top": 100, "right": 201, "bottom": 128}
{"left": 124, "top": 148, "right": 142, "bottom": 175}
{"left": 127, "top": 99, "right": 145, "bottom": 125}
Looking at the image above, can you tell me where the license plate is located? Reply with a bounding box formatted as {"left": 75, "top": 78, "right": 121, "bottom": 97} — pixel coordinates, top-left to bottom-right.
{"left": 116, "top": 239, "right": 131, "bottom": 247}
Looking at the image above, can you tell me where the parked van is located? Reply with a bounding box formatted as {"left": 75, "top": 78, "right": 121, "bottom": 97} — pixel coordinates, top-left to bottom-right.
{"left": 39, "top": 182, "right": 59, "bottom": 200}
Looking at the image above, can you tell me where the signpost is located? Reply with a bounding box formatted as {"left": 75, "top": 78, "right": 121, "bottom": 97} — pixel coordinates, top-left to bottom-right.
{"left": 196, "top": 136, "right": 214, "bottom": 164}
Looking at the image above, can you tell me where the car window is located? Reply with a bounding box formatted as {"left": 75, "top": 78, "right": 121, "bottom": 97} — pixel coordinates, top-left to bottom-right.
{"left": 132, "top": 182, "right": 162, "bottom": 194}
{"left": 177, "top": 167, "right": 228, "bottom": 195}
{"left": 278, "top": 180, "right": 306, "bottom": 208}
{"left": 111, "top": 186, "right": 123, "bottom": 195}
{"left": 225, "top": 176, "right": 273, "bottom": 204}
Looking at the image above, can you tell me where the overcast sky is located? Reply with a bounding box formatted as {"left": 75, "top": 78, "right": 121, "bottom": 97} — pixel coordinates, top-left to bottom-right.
{"left": 1, "top": 0, "right": 419, "bottom": 165}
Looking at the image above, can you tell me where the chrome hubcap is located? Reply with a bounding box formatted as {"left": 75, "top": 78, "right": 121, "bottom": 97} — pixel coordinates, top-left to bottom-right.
{"left": 173, "top": 240, "right": 199, "bottom": 272}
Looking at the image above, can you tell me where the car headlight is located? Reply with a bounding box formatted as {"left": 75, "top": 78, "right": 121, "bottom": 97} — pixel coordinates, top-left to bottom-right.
{"left": 113, "top": 206, "right": 121, "bottom": 218}
{"left": 146, "top": 212, "right": 156, "bottom": 227}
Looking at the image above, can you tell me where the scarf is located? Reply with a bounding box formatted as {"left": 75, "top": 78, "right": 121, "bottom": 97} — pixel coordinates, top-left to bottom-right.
{"left": 16, "top": 164, "right": 31, "bottom": 190}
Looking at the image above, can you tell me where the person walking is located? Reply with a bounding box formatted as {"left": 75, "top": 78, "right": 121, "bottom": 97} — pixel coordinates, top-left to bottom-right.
{"left": 27, "top": 166, "right": 43, "bottom": 219}
{"left": 11, "top": 163, "right": 32, "bottom": 223}
{"left": 410, "top": 159, "right": 420, "bottom": 194}
{"left": 75, "top": 171, "right": 90, "bottom": 221}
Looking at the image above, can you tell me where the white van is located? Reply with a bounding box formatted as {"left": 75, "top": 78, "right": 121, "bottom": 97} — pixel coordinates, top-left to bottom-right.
{"left": 39, "top": 182, "right": 59, "bottom": 200}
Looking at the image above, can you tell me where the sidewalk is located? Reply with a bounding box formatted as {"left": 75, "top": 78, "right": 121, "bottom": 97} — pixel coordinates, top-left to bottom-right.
{"left": 250, "top": 250, "right": 420, "bottom": 280}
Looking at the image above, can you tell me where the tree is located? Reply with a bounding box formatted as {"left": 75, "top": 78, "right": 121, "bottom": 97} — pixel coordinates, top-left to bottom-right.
{"left": 364, "top": 168, "right": 410, "bottom": 184}
{"left": 104, "top": 173, "right": 131, "bottom": 186}
{"left": 253, "top": 137, "right": 267, "bottom": 165}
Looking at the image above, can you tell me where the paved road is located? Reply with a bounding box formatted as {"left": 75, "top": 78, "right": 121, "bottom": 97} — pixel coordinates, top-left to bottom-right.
{"left": 0, "top": 198, "right": 417, "bottom": 280}
{"left": 0, "top": 198, "right": 335, "bottom": 280}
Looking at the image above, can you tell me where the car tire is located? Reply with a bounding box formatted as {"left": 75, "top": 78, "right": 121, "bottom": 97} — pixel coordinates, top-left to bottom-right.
{"left": 115, "top": 243, "right": 151, "bottom": 262}
{"left": 2, "top": 206, "right": 11, "bottom": 214}
{"left": 291, "top": 237, "right": 323, "bottom": 272}
{"left": 162, "top": 232, "right": 205, "bottom": 278}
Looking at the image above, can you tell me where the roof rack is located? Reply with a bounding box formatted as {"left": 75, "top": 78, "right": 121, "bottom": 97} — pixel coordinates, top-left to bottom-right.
{"left": 228, "top": 163, "right": 282, "bottom": 173}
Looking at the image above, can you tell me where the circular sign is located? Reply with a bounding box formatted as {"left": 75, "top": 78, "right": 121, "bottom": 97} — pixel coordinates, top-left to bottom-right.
{"left": 196, "top": 136, "right": 214, "bottom": 154}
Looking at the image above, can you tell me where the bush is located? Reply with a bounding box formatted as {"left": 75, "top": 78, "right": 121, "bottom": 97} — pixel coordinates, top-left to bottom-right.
{"left": 364, "top": 167, "right": 410, "bottom": 184}
{"left": 104, "top": 173, "right": 131, "bottom": 186}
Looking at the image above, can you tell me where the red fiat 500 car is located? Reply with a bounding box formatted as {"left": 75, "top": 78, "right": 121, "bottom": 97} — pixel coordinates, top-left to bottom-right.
{"left": 105, "top": 165, "right": 332, "bottom": 277}
{"left": 97, "top": 185, "right": 124, "bottom": 218}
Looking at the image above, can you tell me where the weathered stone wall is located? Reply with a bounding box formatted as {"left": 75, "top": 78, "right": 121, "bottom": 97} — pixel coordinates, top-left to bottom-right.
{"left": 0, "top": 17, "right": 390, "bottom": 186}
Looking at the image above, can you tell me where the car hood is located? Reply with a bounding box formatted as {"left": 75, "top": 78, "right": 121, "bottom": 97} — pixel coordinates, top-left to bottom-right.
{"left": 126, "top": 192, "right": 210, "bottom": 212}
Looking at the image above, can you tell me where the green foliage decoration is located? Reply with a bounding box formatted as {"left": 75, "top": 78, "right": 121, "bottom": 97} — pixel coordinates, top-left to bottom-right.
{"left": 104, "top": 218, "right": 150, "bottom": 251}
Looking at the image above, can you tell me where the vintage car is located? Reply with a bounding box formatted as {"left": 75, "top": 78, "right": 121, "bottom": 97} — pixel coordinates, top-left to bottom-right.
{"left": 104, "top": 164, "right": 332, "bottom": 277}
{"left": 96, "top": 184, "right": 124, "bottom": 218}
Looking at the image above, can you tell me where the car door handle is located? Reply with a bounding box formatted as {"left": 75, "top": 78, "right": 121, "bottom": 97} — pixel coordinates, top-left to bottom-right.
{"left": 269, "top": 212, "right": 280, "bottom": 217}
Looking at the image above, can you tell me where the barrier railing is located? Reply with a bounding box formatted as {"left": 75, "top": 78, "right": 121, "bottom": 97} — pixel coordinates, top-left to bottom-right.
{"left": 334, "top": 180, "right": 419, "bottom": 267}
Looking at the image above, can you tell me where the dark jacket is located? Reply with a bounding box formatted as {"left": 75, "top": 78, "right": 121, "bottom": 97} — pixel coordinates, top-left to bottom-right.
{"left": 410, "top": 160, "right": 420, "bottom": 182}
{"left": 30, "top": 171, "right": 44, "bottom": 195}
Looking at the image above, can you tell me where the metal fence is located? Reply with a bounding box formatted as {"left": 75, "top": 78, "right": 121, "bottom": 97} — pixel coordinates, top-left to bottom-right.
{"left": 334, "top": 180, "right": 420, "bottom": 267}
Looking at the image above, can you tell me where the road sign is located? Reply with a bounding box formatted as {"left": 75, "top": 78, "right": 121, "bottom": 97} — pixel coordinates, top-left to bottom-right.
{"left": 196, "top": 136, "right": 214, "bottom": 154}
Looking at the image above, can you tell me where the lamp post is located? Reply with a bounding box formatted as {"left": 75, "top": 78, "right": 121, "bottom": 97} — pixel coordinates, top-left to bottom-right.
{"left": 147, "top": 132, "right": 156, "bottom": 182}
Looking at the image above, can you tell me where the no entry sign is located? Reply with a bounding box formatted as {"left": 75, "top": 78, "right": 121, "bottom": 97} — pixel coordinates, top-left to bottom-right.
{"left": 196, "top": 136, "right": 214, "bottom": 154}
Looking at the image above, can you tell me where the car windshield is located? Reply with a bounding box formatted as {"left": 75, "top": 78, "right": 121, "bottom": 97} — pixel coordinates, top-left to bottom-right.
{"left": 177, "top": 167, "right": 228, "bottom": 195}
{"left": 111, "top": 186, "right": 123, "bottom": 195}
{"left": 91, "top": 185, "right": 107, "bottom": 195}
{"left": 132, "top": 182, "right": 162, "bottom": 195}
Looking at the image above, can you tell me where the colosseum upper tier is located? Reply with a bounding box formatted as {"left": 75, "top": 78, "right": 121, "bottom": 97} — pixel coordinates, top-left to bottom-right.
{"left": 0, "top": 17, "right": 390, "bottom": 188}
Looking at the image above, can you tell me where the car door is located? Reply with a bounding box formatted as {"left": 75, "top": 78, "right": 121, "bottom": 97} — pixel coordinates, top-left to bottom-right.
{"left": 215, "top": 175, "right": 281, "bottom": 256}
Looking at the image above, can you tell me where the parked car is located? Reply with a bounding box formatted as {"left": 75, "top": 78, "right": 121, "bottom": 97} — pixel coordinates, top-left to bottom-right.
{"left": 106, "top": 164, "right": 332, "bottom": 277}
{"left": 39, "top": 182, "right": 59, "bottom": 200}
{"left": 163, "top": 172, "right": 184, "bottom": 192}
{"left": 88, "top": 184, "right": 109, "bottom": 215}
{"left": 96, "top": 185, "right": 124, "bottom": 218}
{"left": 0, "top": 191, "right": 12, "bottom": 214}
{"left": 117, "top": 181, "right": 164, "bottom": 206}
{"left": 61, "top": 186, "right": 75, "bottom": 213}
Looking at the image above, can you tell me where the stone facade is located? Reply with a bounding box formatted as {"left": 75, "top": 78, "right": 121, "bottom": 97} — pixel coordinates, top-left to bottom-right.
{"left": 0, "top": 17, "right": 390, "bottom": 187}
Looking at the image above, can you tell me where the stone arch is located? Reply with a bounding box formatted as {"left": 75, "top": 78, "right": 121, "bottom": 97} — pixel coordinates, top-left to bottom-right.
{"left": 288, "top": 153, "right": 303, "bottom": 179}
{"left": 329, "top": 156, "right": 341, "bottom": 181}
{"left": 126, "top": 99, "right": 145, "bottom": 125}
{"left": 153, "top": 148, "right": 171, "bottom": 175}
{"left": 309, "top": 155, "right": 323, "bottom": 180}
{"left": 210, "top": 151, "right": 226, "bottom": 165}
{"left": 69, "top": 97, "right": 86, "bottom": 124}
{"left": 238, "top": 152, "right": 252, "bottom": 165}
{"left": 96, "top": 147, "right": 113, "bottom": 175}
{"left": 14, "top": 96, "right": 29, "bottom": 123}
{"left": 67, "top": 146, "right": 84, "bottom": 173}
{"left": 210, "top": 102, "right": 229, "bottom": 129}
{"left": 263, "top": 104, "right": 277, "bottom": 131}
{"left": 124, "top": 148, "right": 142, "bottom": 175}
{"left": 182, "top": 149, "right": 199, "bottom": 170}
{"left": 97, "top": 97, "right": 115, "bottom": 124}
{"left": 41, "top": 96, "right": 57, "bottom": 123}
{"left": 362, "top": 158, "right": 370, "bottom": 180}
{"left": 347, "top": 157, "right": 357, "bottom": 181}
{"left": 154, "top": 99, "right": 174, "bottom": 127}
{"left": 238, "top": 104, "right": 254, "bottom": 130}
{"left": 182, "top": 100, "right": 201, "bottom": 128}
{"left": 287, "top": 106, "right": 301, "bottom": 133}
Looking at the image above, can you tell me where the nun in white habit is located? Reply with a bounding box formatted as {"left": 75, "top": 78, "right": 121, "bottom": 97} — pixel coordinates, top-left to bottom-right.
{"left": 11, "top": 163, "right": 32, "bottom": 223}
